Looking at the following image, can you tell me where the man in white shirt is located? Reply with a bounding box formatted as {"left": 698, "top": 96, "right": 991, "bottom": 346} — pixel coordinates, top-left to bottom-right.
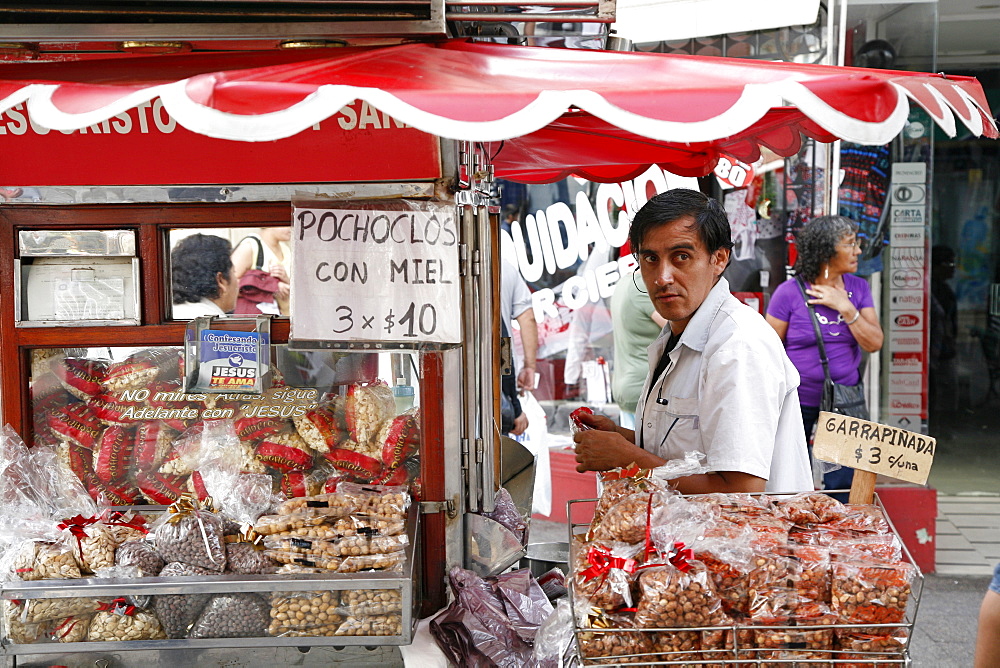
{"left": 573, "top": 189, "right": 812, "bottom": 494}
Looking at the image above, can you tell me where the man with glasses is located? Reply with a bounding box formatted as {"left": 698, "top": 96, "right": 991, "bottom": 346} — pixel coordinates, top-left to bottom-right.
{"left": 573, "top": 189, "right": 812, "bottom": 494}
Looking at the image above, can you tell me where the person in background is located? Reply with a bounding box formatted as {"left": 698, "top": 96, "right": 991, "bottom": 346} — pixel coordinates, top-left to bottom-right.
{"left": 610, "top": 268, "right": 667, "bottom": 428}
{"left": 975, "top": 563, "right": 1000, "bottom": 668}
{"left": 765, "top": 215, "right": 884, "bottom": 493}
{"left": 573, "top": 189, "right": 812, "bottom": 494}
{"left": 231, "top": 226, "right": 292, "bottom": 315}
{"left": 501, "top": 259, "right": 538, "bottom": 394}
{"left": 171, "top": 233, "right": 238, "bottom": 319}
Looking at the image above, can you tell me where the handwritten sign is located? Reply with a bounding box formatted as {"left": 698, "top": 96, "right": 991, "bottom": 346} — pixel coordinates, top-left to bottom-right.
{"left": 813, "top": 411, "right": 935, "bottom": 485}
{"left": 291, "top": 201, "right": 461, "bottom": 344}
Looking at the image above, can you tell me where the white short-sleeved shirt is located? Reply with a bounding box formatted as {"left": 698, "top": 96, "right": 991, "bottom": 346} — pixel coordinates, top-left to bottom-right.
{"left": 500, "top": 260, "right": 532, "bottom": 333}
{"left": 635, "top": 278, "right": 812, "bottom": 493}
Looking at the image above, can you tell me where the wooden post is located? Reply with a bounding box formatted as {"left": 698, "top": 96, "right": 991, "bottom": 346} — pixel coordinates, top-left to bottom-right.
{"left": 848, "top": 470, "right": 877, "bottom": 504}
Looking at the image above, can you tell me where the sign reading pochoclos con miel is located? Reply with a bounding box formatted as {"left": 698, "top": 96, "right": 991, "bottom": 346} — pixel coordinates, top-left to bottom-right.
{"left": 291, "top": 200, "right": 461, "bottom": 345}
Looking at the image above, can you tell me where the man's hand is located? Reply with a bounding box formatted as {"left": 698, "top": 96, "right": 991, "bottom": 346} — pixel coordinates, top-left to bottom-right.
{"left": 573, "top": 429, "right": 663, "bottom": 472}
{"left": 517, "top": 365, "right": 535, "bottom": 393}
{"left": 509, "top": 412, "right": 528, "bottom": 436}
{"left": 574, "top": 411, "right": 619, "bottom": 433}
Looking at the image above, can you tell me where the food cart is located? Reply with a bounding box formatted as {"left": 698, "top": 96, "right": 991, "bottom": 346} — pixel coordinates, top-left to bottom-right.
{"left": 0, "top": 32, "right": 995, "bottom": 668}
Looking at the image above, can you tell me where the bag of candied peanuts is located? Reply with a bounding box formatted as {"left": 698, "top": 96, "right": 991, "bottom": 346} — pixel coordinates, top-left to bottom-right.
{"left": 572, "top": 541, "right": 642, "bottom": 611}
{"left": 831, "top": 558, "right": 916, "bottom": 631}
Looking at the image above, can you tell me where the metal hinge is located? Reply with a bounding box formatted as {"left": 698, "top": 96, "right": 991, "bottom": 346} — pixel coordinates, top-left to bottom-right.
{"left": 459, "top": 243, "right": 469, "bottom": 277}
{"left": 420, "top": 499, "right": 457, "bottom": 518}
{"left": 471, "top": 248, "right": 481, "bottom": 277}
{"left": 475, "top": 437, "right": 484, "bottom": 464}
{"left": 461, "top": 437, "right": 470, "bottom": 473}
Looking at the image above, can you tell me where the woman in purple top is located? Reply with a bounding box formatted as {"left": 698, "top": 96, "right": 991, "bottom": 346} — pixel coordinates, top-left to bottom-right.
{"left": 766, "top": 215, "right": 884, "bottom": 493}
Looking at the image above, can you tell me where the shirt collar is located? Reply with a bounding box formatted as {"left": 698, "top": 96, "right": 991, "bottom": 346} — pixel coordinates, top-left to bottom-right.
{"left": 675, "top": 276, "right": 730, "bottom": 353}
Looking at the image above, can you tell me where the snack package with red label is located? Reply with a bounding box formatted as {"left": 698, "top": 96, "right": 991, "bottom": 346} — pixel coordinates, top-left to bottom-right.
{"left": 93, "top": 425, "right": 135, "bottom": 484}
{"left": 293, "top": 396, "right": 346, "bottom": 454}
{"left": 88, "top": 393, "right": 132, "bottom": 426}
{"left": 132, "top": 422, "right": 176, "bottom": 475}
{"left": 51, "top": 357, "right": 108, "bottom": 401}
{"left": 48, "top": 403, "right": 102, "bottom": 451}
{"left": 103, "top": 348, "right": 179, "bottom": 393}
{"left": 255, "top": 429, "right": 315, "bottom": 473}
{"left": 690, "top": 531, "right": 756, "bottom": 616}
{"left": 377, "top": 408, "right": 420, "bottom": 471}
{"left": 135, "top": 471, "right": 187, "bottom": 505}
{"left": 568, "top": 406, "right": 594, "bottom": 434}
{"left": 323, "top": 445, "right": 382, "bottom": 482}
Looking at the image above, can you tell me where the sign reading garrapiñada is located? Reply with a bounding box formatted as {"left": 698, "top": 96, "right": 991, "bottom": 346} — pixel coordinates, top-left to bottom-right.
{"left": 812, "top": 411, "right": 935, "bottom": 485}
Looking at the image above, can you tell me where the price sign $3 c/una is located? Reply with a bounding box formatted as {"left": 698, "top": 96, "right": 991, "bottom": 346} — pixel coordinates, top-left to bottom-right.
{"left": 812, "top": 411, "right": 936, "bottom": 486}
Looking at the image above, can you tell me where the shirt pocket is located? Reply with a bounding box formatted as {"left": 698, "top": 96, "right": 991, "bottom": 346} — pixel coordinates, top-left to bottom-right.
{"left": 649, "top": 395, "right": 700, "bottom": 429}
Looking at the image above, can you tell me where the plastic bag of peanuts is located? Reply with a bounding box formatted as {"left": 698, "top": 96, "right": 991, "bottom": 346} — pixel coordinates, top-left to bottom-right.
{"left": 588, "top": 490, "right": 670, "bottom": 544}
{"left": 634, "top": 562, "right": 728, "bottom": 629}
{"left": 152, "top": 498, "right": 227, "bottom": 572}
{"left": 577, "top": 609, "right": 654, "bottom": 666}
{"left": 831, "top": 559, "right": 916, "bottom": 631}
{"left": 8, "top": 539, "right": 82, "bottom": 581}
{"left": 189, "top": 593, "right": 270, "bottom": 639}
{"left": 337, "top": 589, "right": 403, "bottom": 616}
{"left": 59, "top": 518, "right": 116, "bottom": 574}
{"left": 268, "top": 590, "right": 343, "bottom": 637}
{"left": 49, "top": 615, "right": 92, "bottom": 643}
{"left": 88, "top": 599, "right": 166, "bottom": 641}
{"left": 1, "top": 601, "right": 48, "bottom": 644}
{"left": 571, "top": 541, "right": 642, "bottom": 611}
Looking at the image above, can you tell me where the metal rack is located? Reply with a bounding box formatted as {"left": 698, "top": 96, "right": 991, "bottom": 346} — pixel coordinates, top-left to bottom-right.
{"left": 0, "top": 504, "right": 419, "bottom": 665}
{"left": 566, "top": 493, "right": 923, "bottom": 667}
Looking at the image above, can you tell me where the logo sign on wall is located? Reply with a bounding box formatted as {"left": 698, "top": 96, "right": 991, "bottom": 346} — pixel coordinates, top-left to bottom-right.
{"left": 290, "top": 200, "right": 461, "bottom": 345}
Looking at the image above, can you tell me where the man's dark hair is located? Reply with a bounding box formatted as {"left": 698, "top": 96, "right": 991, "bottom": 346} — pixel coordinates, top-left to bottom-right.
{"left": 628, "top": 189, "right": 734, "bottom": 259}
{"left": 171, "top": 233, "right": 233, "bottom": 304}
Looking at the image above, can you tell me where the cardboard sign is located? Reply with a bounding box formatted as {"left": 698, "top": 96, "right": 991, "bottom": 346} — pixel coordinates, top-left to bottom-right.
{"left": 291, "top": 200, "right": 461, "bottom": 344}
{"left": 812, "top": 411, "right": 935, "bottom": 485}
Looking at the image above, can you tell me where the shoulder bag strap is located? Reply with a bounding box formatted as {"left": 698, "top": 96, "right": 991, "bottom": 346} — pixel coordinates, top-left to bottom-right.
{"left": 796, "top": 276, "right": 833, "bottom": 386}
{"left": 246, "top": 236, "right": 265, "bottom": 271}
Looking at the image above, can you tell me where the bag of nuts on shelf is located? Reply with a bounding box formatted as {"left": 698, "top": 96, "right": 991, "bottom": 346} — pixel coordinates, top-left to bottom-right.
{"left": 337, "top": 589, "right": 403, "bottom": 617}
{"left": 633, "top": 561, "right": 728, "bottom": 629}
{"left": 779, "top": 544, "right": 832, "bottom": 603}
{"left": 773, "top": 491, "right": 849, "bottom": 525}
{"left": 224, "top": 527, "right": 277, "bottom": 575}
{"left": 1, "top": 601, "right": 48, "bottom": 644}
{"left": 335, "top": 613, "right": 402, "bottom": 637}
{"left": 153, "top": 561, "right": 214, "bottom": 638}
{"left": 577, "top": 609, "right": 654, "bottom": 666}
{"left": 831, "top": 559, "right": 916, "bottom": 632}
{"left": 571, "top": 540, "right": 642, "bottom": 611}
{"left": 15, "top": 597, "right": 103, "bottom": 624}
{"left": 827, "top": 534, "right": 904, "bottom": 564}
{"left": 102, "top": 510, "right": 150, "bottom": 546}
{"left": 262, "top": 532, "right": 408, "bottom": 558}
{"left": 591, "top": 467, "right": 673, "bottom": 530}
{"left": 588, "top": 490, "right": 669, "bottom": 544}
{"left": 8, "top": 539, "right": 82, "bottom": 581}
{"left": 88, "top": 598, "right": 166, "bottom": 641}
{"left": 49, "top": 614, "right": 92, "bottom": 643}
{"left": 836, "top": 628, "right": 908, "bottom": 667}
{"left": 268, "top": 590, "right": 343, "bottom": 637}
{"left": 152, "top": 497, "right": 227, "bottom": 572}
{"left": 253, "top": 511, "right": 353, "bottom": 536}
{"left": 57, "top": 516, "right": 116, "bottom": 574}
{"left": 753, "top": 602, "right": 838, "bottom": 652}
{"left": 254, "top": 428, "right": 316, "bottom": 473}
{"left": 653, "top": 629, "right": 701, "bottom": 665}
{"left": 689, "top": 532, "right": 756, "bottom": 616}
{"left": 699, "top": 492, "right": 775, "bottom": 519}
{"left": 378, "top": 408, "right": 420, "bottom": 472}
{"left": 189, "top": 592, "right": 270, "bottom": 639}
{"left": 701, "top": 623, "right": 755, "bottom": 668}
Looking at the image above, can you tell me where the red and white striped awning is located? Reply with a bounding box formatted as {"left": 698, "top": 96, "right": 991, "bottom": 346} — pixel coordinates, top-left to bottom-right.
{"left": 0, "top": 39, "right": 994, "bottom": 182}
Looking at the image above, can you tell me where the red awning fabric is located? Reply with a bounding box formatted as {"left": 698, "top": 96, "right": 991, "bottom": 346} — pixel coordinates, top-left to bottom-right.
{"left": 0, "top": 39, "right": 994, "bottom": 183}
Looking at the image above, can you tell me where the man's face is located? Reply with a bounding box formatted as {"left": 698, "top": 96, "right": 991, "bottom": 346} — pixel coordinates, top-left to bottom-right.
{"left": 637, "top": 215, "right": 729, "bottom": 333}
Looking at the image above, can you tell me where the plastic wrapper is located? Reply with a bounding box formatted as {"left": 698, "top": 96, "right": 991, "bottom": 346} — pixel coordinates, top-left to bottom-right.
{"left": 103, "top": 510, "right": 150, "bottom": 545}
{"left": 153, "top": 561, "right": 214, "bottom": 638}
{"left": 480, "top": 487, "right": 527, "bottom": 546}
{"left": 189, "top": 593, "right": 270, "bottom": 639}
{"left": 253, "top": 510, "right": 359, "bottom": 536}
{"left": 823, "top": 504, "right": 892, "bottom": 536}
{"left": 831, "top": 560, "right": 916, "bottom": 629}
{"left": 49, "top": 614, "right": 92, "bottom": 643}
{"left": 9, "top": 540, "right": 82, "bottom": 581}
{"left": 88, "top": 600, "right": 166, "bottom": 641}
{"left": 779, "top": 544, "right": 832, "bottom": 603}
{"left": 269, "top": 514, "right": 406, "bottom": 540}
{"left": 152, "top": 499, "right": 226, "bottom": 572}
{"left": 59, "top": 518, "right": 116, "bottom": 574}
{"left": 746, "top": 553, "right": 814, "bottom": 619}
{"left": 700, "top": 492, "right": 774, "bottom": 518}
{"left": 103, "top": 349, "right": 173, "bottom": 393}
{"left": 335, "top": 613, "right": 402, "bottom": 636}
{"left": 292, "top": 397, "right": 346, "bottom": 454}
{"left": 757, "top": 649, "right": 831, "bottom": 667}
{"left": 773, "top": 492, "right": 849, "bottom": 525}
{"left": 588, "top": 490, "right": 666, "bottom": 544}
{"left": 2, "top": 601, "right": 48, "bottom": 644}
{"left": 837, "top": 629, "right": 908, "bottom": 667}
{"left": 135, "top": 471, "right": 187, "bottom": 505}
{"left": 344, "top": 382, "right": 396, "bottom": 445}
{"left": 52, "top": 357, "right": 108, "bottom": 401}
{"left": 653, "top": 630, "right": 701, "bottom": 664}
{"left": 378, "top": 408, "right": 420, "bottom": 470}
{"left": 132, "top": 422, "right": 176, "bottom": 474}
{"left": 338, "top": 589, "right": 403, "bottom": 616}
{"left": 262, "top": 532, "right": 407, "bottom": 557}
{"left": 532, "top": 598, "right": 576, "bottom": 668}
{"left": 234, "top": 415, "right": 285, "bottom": 447}
{"left": 255, "top": 429, "right": 315, "bottom": 472}
{"left": 14, "top": 597, "right": 102, "bottom": 624}
{"left": 634, "top": 562, "right": 728, "bottom": 629}
{"left": 569, "top": 406, "right": 594, "bottom": 434}
{"left": 577, "top": 610, "right": 653, "bottom": 666}
{"left": 273, "top": 563, "right": 330, "bottom": 575}
{"left": 3, "top": 429, "right": 98, "bottom": 520}
{"left": 268, "top": 590, "right": 343, "bottom": 637}
{"left": 89, "top": 393, "right": 132, "bottom": 426}
{"left": 495, "top": 568, "right": 554, "bottom": 643}
{"left": 263, "top": 549, "right": 405, "bottom": 573}
{"left": 691, "top": 535, "right": 755, "bottom": 616}
{"left": 225, "top": 540, "right": 277, "bottom": 575}
{"left": 827, "top": 533, "right": 904, "bottom": 564}
{"left": 323, "top": 445, "right": 383, "bottom": 481}
{"left": 279, "top": 468, "right": 327, "bottom": 498}
{"left": 275, "top": 491, "right": 357, "bottom": 516}
{"left": 48, "top": 403, "right": 103, "bottom": 450}
{"left": 572, "top": 541, "right": 641, "bottom": 611}
{"left": 701, "top": 624, "right": 755, "bottom": 668}
{"left": 753, "top": 605, "right": 838, "bottom": 651}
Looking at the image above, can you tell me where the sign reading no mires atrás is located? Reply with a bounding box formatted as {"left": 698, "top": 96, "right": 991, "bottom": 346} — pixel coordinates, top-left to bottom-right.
{"left": 291, "top": 201, "right": 461, "bottom": 345}
{"left": 812, "top": 411, "right": 935, "bottom": 485}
